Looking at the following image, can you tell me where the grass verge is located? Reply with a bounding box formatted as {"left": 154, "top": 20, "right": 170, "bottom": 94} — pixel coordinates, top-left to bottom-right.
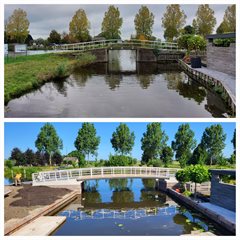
{"left": 4, "top": 53, "right": 96, "bottom": 104}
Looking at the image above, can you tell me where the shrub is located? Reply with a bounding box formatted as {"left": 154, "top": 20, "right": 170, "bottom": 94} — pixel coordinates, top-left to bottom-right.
{"left": 187, "top": 35, "right": 206, "bottom": 55}
{"left": 147, "top": 159, "right": 162, "bottom": 167}
{"left": 5, "top": 160, "right": 14, "bottom": 169}
{"left": 55, "top": 63, "right": 68, "bottom": 78}
{"left": 213, "top": 38, "right": 235, "bottom": 47}
{"left": 108, "top": 154, "right": 137, "bottom": 166}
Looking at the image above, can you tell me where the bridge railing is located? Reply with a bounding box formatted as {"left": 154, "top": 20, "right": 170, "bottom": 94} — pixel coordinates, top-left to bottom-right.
{"left": 32, "top": 167, "right": 179, "bottom": 185}
{"left": 55, "top": 39, "right": 181, "bottom": 52}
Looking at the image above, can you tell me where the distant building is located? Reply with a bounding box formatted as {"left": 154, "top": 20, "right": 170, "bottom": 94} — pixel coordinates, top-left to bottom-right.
{"left": 63, "top": 157, "right": 79, "bottom": 164}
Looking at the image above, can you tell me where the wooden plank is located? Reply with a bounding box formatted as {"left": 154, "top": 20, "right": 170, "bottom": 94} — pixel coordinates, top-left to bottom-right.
{"left": 4, "top": 190, "right": 12, "bottom": 197}
{"left": 12, "top": 216, "right": 66, "bottom": 236}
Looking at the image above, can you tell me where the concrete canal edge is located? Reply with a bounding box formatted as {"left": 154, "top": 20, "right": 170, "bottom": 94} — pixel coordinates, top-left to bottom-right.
{"left": 178, "top": 59, "right": 236, "bottom": 115}
{"left": 167, "top": 188, "right": 236, "bottom": 234}
{"left": 5, "top": 190, "right": 79, "bottom": 236}
{"left": 11, "top": 216, "right": 66, "bottom": 236}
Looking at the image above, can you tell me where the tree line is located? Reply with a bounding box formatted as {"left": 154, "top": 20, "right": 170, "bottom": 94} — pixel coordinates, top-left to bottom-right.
{"left": 5, "top": 4, "right": 235, "bottom": 46}
{"left": 7, "top": 123, "right": 236, "bottom": 168}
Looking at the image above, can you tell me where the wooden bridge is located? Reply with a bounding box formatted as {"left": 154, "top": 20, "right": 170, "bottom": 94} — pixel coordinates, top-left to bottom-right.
{"left": 32, "top": 167, "right": 178, "bottom": 186}
{"left": 55, "top": 39, "right": 182, "bottom": 52}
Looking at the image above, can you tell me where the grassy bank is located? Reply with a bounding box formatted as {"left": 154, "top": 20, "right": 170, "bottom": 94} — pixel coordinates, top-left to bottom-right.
{"left": 4, "top": 53, "right": 95, "bottom": 104}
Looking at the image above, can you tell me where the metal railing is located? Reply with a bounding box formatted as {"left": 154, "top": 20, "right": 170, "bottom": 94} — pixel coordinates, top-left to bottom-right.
{"left": 55, "top": 39, "right": 181, "bottom": 52}
{"left": 32, "top": 167, "right": 179, "bottom": 185}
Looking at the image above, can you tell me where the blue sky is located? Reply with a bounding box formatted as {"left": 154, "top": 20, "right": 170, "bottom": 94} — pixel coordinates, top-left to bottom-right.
{"left": 4, "top": 122, "right": 235, "bottom": 160}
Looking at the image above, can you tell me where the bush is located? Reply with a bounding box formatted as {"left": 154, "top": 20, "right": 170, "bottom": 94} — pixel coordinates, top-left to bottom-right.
{"left": 213, "top": 38, "right": 235, "bottom": 47}
{"left": 75, "top": 53, "right": 96, "bottom": 67}
{"left": 147, "top": 159, "right": 162, "bottom": 167}
{"left": 182, "top": 190, "right": 192, "bottom": 197}
{"left": 187, "top": 35, "right": 206, "bottom": 55}
{"left": 55, "top": 63, "right": 68, "bottom": 78}
{"left": 177, "top": 34, "right": 193, "bottom": 52}
{"left": 108, "top": 154, "right": 137, "bottom": 166}
{"left": 5, "top": 160, "right": 14, "bottom": 169}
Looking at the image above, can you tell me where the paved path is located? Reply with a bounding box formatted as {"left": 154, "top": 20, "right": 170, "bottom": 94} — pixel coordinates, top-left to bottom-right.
{"left": 199, "top": 202, "right": 236, "bottom": 224}
{"left": 197, "top": 67, "right": 235, "bottom": 98}
{"left": 12, "top": 216, "right": 66, "bottom": 236}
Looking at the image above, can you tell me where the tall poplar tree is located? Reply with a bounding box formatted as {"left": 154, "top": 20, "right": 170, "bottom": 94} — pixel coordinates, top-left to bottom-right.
{"left": 162, "top": 4, "right": 186, "bottom": 42}
{"left": 172, "top": 124, "right": 196, "bottom": 168}
{"left": 101, "top": 5, "right": 123, "bottom": 39}
{"left": 134, "top": 6, "right": 154, "bottom": 40}
{"left": 6, "top": 8, "right": 30, "bottom": 43}
{"left": 69, "top": 9, "right": 91, "bottom": 42}
{"left": 192, "top": 4, "right": 216, "bottom": 37}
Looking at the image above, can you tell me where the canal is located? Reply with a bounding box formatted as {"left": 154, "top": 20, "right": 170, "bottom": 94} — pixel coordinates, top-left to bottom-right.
{"left": 5, "top": 50, "right": 228, "bottom": 118}
{"left": 53, "top": 178, "right": 230, "bottom": 236}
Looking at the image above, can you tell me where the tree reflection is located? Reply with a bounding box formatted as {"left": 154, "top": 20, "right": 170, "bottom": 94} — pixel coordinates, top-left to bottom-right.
{"left": 105, "top": 74, "right": 122, "bottom": 90}
{"left": 83, "top": 180, "right": 101, "bottom": 204}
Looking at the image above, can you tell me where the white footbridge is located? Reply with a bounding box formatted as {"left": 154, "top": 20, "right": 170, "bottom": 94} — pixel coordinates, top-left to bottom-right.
{"left": 32, "top": 167, "right": 178, "bottom": 186}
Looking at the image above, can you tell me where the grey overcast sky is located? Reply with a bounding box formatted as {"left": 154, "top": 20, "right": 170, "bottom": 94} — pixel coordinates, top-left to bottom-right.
{"left": 4, "top": 4, "right": 230, "bottom": 40}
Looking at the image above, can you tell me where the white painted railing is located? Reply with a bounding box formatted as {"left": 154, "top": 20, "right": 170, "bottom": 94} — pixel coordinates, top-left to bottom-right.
{"left": 60, "top": 206, "right": 178, "bottom": 220}
{"left": 55, "top": 39, "right": 181, "bottom": 52}
{"left": 32, "top": 167, "right": 178, "bottom": 185}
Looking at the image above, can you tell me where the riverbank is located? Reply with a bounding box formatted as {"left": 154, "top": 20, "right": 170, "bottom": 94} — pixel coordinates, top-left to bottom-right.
{"left": 4, "top": 53, "right": 95, "bottom": 104}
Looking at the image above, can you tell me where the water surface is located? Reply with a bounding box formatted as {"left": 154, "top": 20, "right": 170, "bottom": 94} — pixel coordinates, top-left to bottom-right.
{"left": 54, "top": 179, "right": 230, "bottom": 236}
{"left": 5, "top": 50, "right": 228, "bottom": 118}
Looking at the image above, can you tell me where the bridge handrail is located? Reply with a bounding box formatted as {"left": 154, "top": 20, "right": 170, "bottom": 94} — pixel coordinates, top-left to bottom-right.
{"left": 32, "top": 166, "right": 179, "bottom": 184}
{"left": 55, "top": 39, "right": 181, "bottom": 51}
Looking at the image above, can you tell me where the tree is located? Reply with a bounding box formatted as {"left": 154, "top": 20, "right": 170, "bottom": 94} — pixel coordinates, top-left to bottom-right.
{"left": 35, "top": 123, "right": 63, "bottom": 165}
{"left": 175, "top": 169, "right": 190, "bottom": 191}
{"left": 217, "top": 5, "right": 236, "bottom": 34}
{"left": 200, "top": 124, "right": 226, "bottom": 165}
{"left": 111, "top": 123, "right": 135, "bottom": 155}
{"left": 6, "top": 8, "right": 30, "bottom": 43}
{"left": 5, "top": 160, "right": 14, "bottom": 169}
{"left": 10, "top": 147, "right": 25, "bottom": 166}
{"left": 183, "top": 25, "right": 195, "bottom": 35}
{"left": 69, "top": 9, "right": 91, "bottom": 42}
{"left": 230, "top": 128, "right": 236, "bottom": 164}
{"left": 141, "top": 123, "right": 168, "bottom": 164}
{"left": 162, "top": 4, "right": 186, "bottom": 42}
{"left": 172, "top": 124, "right": 196, "bottom": 168}
{"left": 232, "top": 129, "right": 236, "bottom": 154}
{"left": 24, "top": 148, "right": 36, "bottom": 166}
{"left": 192, "top": 4, "right": 216, "bottom": 37}
{"left": 161, "top": 146, "right": 174, "bottom": 167}
{"left": 101, "top": 5, "right": 123, "bottom": 39}
{"left": 25, "top": 34, "right": 33, "bottom": 45}
{"left": 134, "top": 6, "right": 154, "bottom": 40}
{"left": 74, "top": 123, "right": 100, "bottom": 160}
{"left": 188, "top": 165, "right": 210, "bottom": 200}
{"left": 188, "top": 143, "right": 207, "bottom": 165}
{"left": 52, "top": 152, "right": 63, "bottom": 165}
{"left": 48, "top": 30, "right": 61, "bottom": 44}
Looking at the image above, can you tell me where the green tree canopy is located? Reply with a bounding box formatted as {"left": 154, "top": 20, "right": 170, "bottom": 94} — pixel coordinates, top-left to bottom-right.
{"left": 48, "top": 29, "right": 61, "bottom": 44}
{"left": 161, "top": 146, "right": 174, "bottom": 167}
{"left": 141, "top": 123, "right": 168, "bottom": 164}
{"left": 192, "top": 4, "right": 216, "bottom": 37}
{"left": 172, "top": 124, "right": 196, "bottom": 168}
{"left": 217, "top": 5, "right": 236, "bottom": 34}
{"left": 162, "top": 4, "right": 186, "bottom": 42}
{"left": 74, "top": 123, "right": 100, "bottom": 160}
{"left": 35, "top": 123, "right": 63, "bottom": 165}
{"left": 6, "top": 8, "right": 30, "bottom": 43}
{"left": 200, "top": 124, "right": 226, "bottom": 165}
{"left": 10, "top": 147, "right": 24, "bottom": 166}
{"left": 101, "top": 5, "right": 123, "bottom": 39}
{"left": 69, "top": 9, "right": 91, "bottom": 42}
{"left": 134, "top": 6, "right": 154, "bottom": 40}
{"left": 188, "top": 143, "right": 208, "bottom": 165}
{"left": 111, "top": 123, "right": 135, "bottom": 155}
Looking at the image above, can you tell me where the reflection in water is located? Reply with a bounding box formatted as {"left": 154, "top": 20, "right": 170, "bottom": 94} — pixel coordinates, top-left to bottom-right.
{"left": 5, "top": 50, "right": 229, "bottom": 118}
{"left": 54, "top": 179, "right": 231, "bottom": 236}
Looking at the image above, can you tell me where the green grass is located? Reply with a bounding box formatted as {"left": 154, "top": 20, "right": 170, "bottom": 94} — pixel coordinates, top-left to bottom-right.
{"left": 4, "top": 53, "right": 95, "bottom": 104}
{"left": 4, "top": 166, "right": 57, "bottom": 181}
